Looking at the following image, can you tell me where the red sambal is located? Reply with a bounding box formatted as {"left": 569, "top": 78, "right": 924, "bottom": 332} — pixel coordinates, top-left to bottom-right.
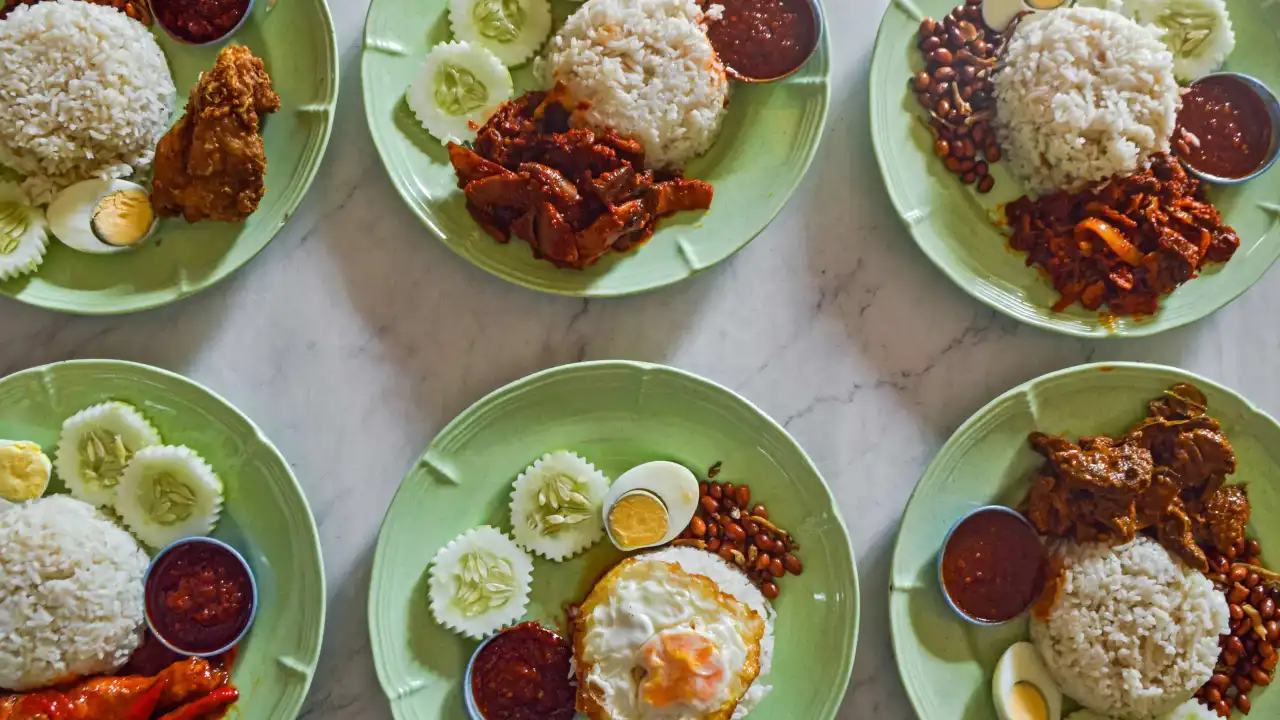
{"left": 146, "top": 542, "right": 255, "bottom": 655}
{"left": 0, "top": 657, "right": 238, "bottom": 720}
{"left": 707, "top": 0, "right": 819, "bottom": 81}
{"left": 941, "top": 508, "right": 1047, "bottom": 623}
{"left": 1174, "top": 74, "right": 1275, "bottom": 180}
{"left": 1005, "top": 153, "right": 1240, "bottom": 317}
{"left": 151, "top": 0, "right": 250, "bottom": 45}
{"left": 470, "top": 622, "right": 575, "bottom": 720}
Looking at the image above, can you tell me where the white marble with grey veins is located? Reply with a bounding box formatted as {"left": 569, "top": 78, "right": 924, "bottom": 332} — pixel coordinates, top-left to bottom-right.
{"left": 3, "top": 0, "right": 1280, "bottom": 717}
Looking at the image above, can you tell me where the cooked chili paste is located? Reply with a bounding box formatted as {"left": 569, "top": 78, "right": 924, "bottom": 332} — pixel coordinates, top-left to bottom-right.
{"left": 145, "top": 542, "right": 254, "bottom": 654}
{"left": 471, "top": 622, "right": 575, "bottom": 719}
{"left": 1175, "top": 75, "right": 1274, "bottom": 180}
{"left": 941, "top": 508, "right": 1047, "bottom": 623}
{"left": 151, "top": 0, "right": 250, "bottom": 44}
{"left": 707, "top": 0, "right": 818, "bottom": 80}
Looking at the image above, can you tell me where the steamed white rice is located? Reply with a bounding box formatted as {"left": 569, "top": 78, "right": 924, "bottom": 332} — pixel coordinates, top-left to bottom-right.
{"left": 0, "top": 0, "right": 175, "bottom": 204}
{"left": 994, "top": 7, "right": 1179, "bottom": 194}
{"left": 0, "top": 495, "right": 149, "bottom": 691}
{"left": 538, "top": 0, "right": 729, "bottom": 169}
{"left": 648, "top": 546, "right": 774, "bottom": 718}
{"left": 1031, "top": 537, "right": 1228, "bottom": 720}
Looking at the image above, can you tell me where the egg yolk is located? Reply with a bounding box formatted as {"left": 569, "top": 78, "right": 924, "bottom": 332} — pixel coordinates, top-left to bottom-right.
{"left": 0, "top": 442, "right": 49, "bottom": 501}
{"left": 637, "top": 628, "right": 726, "bottom": 709}
{"left": 91, "top": 189, "right": 153, "bottom": 247}
{"left": 1006, "top": 681, "right": 1048, "bottom": 720}
{"left": 607, "top": 491, "right": 669, "bottom": 549}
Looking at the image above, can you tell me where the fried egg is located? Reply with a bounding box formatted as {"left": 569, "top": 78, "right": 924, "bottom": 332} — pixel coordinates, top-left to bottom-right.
{"left": 573, "top": 555, "right": 766, "bottom": 720}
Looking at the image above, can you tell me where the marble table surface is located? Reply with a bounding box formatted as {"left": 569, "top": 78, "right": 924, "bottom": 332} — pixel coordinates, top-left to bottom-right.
{"left": 5, "top": 0, "right": 1280, "bottom": 717}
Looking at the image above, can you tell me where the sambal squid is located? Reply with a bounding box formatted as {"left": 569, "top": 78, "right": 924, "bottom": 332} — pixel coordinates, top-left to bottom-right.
{"left": 1004, "top": 154, "right": 1240, "bottom": 316}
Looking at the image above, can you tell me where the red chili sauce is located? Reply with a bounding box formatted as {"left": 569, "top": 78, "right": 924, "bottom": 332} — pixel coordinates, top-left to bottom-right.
{"left": 470, "top": 622, "right": 576, "bottom": 720}
{"left": 145, "top": 542, "right": 255, "bottom": 655}
{"left": 940, "top": 508, "right": 1047, "bottom": 623}
{"left": 151, "top": 0, "right": 251, "bottom": 45}
{"left": 707, "top": 0, "right": 818, "bottom": 81}
{"left": 1174, "top": 75, "right": 1274, "bottom": 179}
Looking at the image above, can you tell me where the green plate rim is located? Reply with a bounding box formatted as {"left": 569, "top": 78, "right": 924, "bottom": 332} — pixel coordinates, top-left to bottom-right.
{"left": 366, "top": 359, "right": 861, "bottom": 718}
{"left": 0, "top": 358, "right": 328, "bottom": 715}
{"left": 359, "top": 6, "right": 832, "bottom": 298}
{"left": 868, "top": 0, "right": 1280, "bottom": 339}
{"left": 1, "top": 1, "right": 340, "bottom": 316}
{"left": 888, "top": 360, "right": 1280, "bottom": 719}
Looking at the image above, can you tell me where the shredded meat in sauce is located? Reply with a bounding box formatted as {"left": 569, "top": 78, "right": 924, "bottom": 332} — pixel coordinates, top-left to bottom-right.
{"left": 1020, "top": 383, "right": 1250, "bottom": 573}
{"left": 1005, "top": 154, "right": 1240, "bottom": 316}
{"left": 448, "top": 85, "right": 714, "bottom": 270}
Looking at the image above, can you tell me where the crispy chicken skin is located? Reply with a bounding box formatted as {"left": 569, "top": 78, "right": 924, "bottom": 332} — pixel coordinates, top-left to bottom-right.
{"left": 152, "top": 46, "right": 280, "bottom": 223}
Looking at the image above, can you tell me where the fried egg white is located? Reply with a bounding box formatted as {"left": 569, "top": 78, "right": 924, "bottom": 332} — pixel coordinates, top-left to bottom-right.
{"left": 573, "top": 556, "right": 765, "bottom": 720}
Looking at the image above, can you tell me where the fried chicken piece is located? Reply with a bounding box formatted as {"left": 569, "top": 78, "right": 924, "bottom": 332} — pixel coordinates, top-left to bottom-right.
{"left": 152, "top": 45, "right": 280, "bottom": 223}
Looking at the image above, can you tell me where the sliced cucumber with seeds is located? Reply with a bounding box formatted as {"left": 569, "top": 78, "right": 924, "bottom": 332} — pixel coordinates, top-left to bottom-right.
{"left": 115, "top": 445, "right": 223, "bottom": 548}
{"left": 407, "top": 41, "right": 513, "bottom": 145}
{"left": 56, "top": 402, "right": 161, "bottom": 508}
{"left": 0, "top": 182, "right": 49, "bottom": 283}
{"left": 449, "top": 0, "right": 552, "bottom": 67}
{"left": 1111, "top": 0, "right": 1234, "bottom": 81}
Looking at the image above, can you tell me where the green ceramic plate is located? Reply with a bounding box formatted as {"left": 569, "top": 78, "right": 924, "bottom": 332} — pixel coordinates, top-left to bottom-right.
{"left": 0, "top": 1, "right": 338, "bottom": 315}
{"left": 890, "top": 362, "right": 1280, "bottom": 718}
{"left": 0, "top": 360, "right": 325, "bottom": 718}
{"left": 870, "top": 0, "right": 1280, "bottom": 338}
{"left": 368, "top": 361, "right": 859, "bottom": 718}
{"left": 361, "top": 2, "right": 830, "bottom": 296}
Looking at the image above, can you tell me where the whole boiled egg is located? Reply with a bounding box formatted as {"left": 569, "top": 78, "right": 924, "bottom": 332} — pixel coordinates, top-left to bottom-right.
{"left": 601, "top": 461, "right": 699, "bottom": 551}
{"left": 993, "top": 642, "right": 1062, "bottom": 720}
{"left": 47, "top": 179, "right": 157, "bottom": 255}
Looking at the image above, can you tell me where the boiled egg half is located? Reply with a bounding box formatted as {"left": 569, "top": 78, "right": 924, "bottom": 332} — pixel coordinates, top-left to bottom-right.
{"left": 48, "top": 179, "right": 157, "bottom": 255}
{"left": 993, "top": 642, "right": 1062, "bottom": 720}
{"left": 981, "top": 0, "right": 1072, "bottom": 32}
{"left": 601, "top": 461, "right": 699, "bottom": 551}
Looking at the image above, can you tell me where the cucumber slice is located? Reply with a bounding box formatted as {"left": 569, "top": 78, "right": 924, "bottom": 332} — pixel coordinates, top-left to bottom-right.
{"left": 1116, "top": 0, "right": 1234, "bottom": 81}
{"left": 406, "top": 41, "right": 513, "bottom": 145}
{"left": 449, "top": 0, "right": 552, "bottom": 67}
{"left": 428, "top": 525, "right": 534, "bottom": 639}
{"left": 509, "top": 450, "right": 610, "bottom": 561}
{"left": 56, "top": 402, "right": 162, "bottom": 507}
{"left": 0, "top": 182, "right": 49, "bottom": 282}
{"left": 115, "top": 445, "right": 223, "bottom": 548}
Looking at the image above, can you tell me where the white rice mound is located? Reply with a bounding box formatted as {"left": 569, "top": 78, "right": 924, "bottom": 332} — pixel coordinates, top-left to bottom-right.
{"left": 994, "top": 7, "right": 1179, "bottom": 194}
{"left": 0, "top": 495, "right": 149, "bottom": 691}
{"left": 647, "top": 546, "right": 774, "bottom": 719}
{"left": 0, "top": 0, "right": 176, "bottom": 204}
{"left": 1031, "top": 537, "right": 1229, "bottom": 720}
{"left": 538, "top": 0, "right": 729, "bottom": 169}
{"left": 1067, "top": 697, "right": 1218, "bottom": 720}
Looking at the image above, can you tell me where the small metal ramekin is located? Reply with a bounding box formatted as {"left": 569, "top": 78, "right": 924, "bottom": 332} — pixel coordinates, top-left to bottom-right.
{"left": 143, "top": 536, "right": 259, "bottom": 657}
{"left": 152, "top": 0, "right": 256, "bottom": 47}
{"left": 1178, "top": 73, "right": 1280, "bottom": 186}
{"left": 462, "top": 633, "right": 498, "bottom": 719}
{"left": 936, "top": 504, "right": 1041, "bottom": 628}
{"left": 726, "top": 0, "right": 825, "bottom": 83}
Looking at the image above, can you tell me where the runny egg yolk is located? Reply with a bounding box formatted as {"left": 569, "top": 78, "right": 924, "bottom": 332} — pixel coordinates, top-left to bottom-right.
{"left": 607, "top": 491, "right": 669, "bottom": 549}
{"left": 637, "top": 628, "right": 727, "bottom": 708}
{"left": 1006, "top": 681, "right": 1048, "bottom": 720}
